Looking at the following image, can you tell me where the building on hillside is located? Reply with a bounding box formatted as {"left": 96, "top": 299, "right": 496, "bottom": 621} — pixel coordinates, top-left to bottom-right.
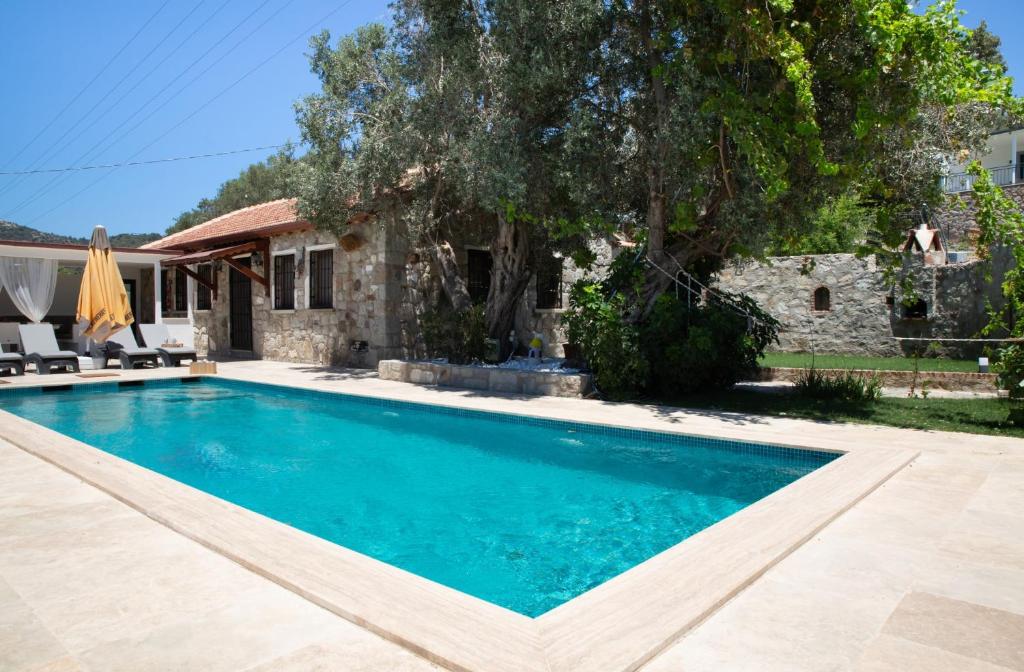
{"left": 934, "top": 126, "right": 1024, "bottom": 252}
{"left": 142, "top": 199, "right": 596, "bottom": 367}
{"left": 940, "top": 126, "right": 1024, "bottom": 194}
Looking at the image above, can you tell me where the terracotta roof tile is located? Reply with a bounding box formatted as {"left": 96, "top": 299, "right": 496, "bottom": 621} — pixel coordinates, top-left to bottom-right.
{"left": 142, "top": 198, "right": 310, "bottom": 250}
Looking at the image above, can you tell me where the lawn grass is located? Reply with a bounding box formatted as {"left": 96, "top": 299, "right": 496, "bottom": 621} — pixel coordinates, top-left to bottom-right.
{"left": 662, "top": 389, "right": 1023, "bottom": 439}
{"left": 759, "top": 352, "right": 980, "bottom": 373}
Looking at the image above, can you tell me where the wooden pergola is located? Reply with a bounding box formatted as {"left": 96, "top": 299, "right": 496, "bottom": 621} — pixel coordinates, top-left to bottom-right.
{"left": 161, "top": 239, "right": 271, "bottom": 297}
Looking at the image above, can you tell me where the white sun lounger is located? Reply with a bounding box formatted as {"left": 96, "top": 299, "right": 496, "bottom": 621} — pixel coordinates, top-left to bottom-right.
{"left": 18, "top": 324, "right": 80, "bottom": 375}
{"left": 100, "top": 328, "right": 160, "bottom": 369}
{"left": 138, "top": 323, "right": 198, "bottom": 367}
{"left": 0, "top": 351, "right": 24, "bottom": 376}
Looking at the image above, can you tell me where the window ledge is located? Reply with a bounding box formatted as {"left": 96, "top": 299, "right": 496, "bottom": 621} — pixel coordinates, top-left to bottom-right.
{"left": 271, "top": 309, "right": 296, "bottom": 314}
{"left": 534, "top": 308, "right": 565, "bottom": 314}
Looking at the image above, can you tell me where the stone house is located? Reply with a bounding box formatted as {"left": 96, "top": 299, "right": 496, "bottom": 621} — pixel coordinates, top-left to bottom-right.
{"left": 142, "top": 198, "right": 589, "bottom": 366}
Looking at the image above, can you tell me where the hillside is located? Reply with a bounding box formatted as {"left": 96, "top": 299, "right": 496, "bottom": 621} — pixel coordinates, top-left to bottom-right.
{"left": 0, "top": 220, "right": 161, "bottom": 248}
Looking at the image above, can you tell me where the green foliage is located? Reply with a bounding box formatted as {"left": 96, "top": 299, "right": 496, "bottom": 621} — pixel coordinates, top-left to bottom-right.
{"left": 168, "top": 147, "right": 301, "bottom": 234}
{"left": 795, "top": 368, "right": 883, "bottom": 403}
{"left": 766, "top": 195, "right": 874, "bottom": 255}
{"left": 419, "top": 305, "right": 488, "bottom": 365}
{"left": 564, "top": 280, "right": 779, "bottom": 399}
{"left": 562, "top": 283, "right": 649, "bottom": 400}
{"left": 970, "top": 163, "right": 1024, "bottom": 339}
{"left": 642, "top": 293, "right": 780, "bottom": 395}
{"left": 968, "top": 21, "right": 1006, "bottom": 72}
{"left": 994, "top": 345, "right": 1024, "bottom": 403}
{"left": 969, "top": 163, "right": 1024, "bottom": 421}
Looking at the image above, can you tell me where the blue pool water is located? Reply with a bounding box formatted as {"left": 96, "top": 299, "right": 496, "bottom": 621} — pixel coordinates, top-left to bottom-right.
{"left": 1, "top": 378, "right": 836, "bottom": 616}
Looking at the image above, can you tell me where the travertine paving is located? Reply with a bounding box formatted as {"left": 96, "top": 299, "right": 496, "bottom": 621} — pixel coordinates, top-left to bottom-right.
{"left": 1, "top": 360, "right": 1022, "bottom": 671}
{"left": 0, "top": 439, "right": 440, "bottom": 672}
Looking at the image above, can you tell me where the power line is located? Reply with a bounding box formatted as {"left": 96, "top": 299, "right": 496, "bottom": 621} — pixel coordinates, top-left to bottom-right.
{"left": 3, "top": 0, "right": 277, "bottom": 218}
{"left": 0, "top": 144, "right": 290, "bottom": 175}
{"left": 0, "top": 0, "right": 208, "bottom": 201}
{"left": 1, "top": 1, "right": 170, "bottom": 169}
{"left": 25, "top": 0, "right": 355, "bottom": 226}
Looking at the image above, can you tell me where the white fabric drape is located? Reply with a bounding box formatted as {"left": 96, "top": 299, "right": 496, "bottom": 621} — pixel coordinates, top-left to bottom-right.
{"left": 0, "top": 256, "right": 58, "bottom": 323}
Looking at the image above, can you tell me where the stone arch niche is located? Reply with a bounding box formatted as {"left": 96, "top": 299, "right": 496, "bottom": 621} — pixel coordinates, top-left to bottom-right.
{"left": 812, "top": 286, "right": 831, "bottom": 312}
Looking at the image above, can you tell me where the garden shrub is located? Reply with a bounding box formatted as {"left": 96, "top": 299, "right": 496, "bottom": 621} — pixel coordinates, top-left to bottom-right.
{"left": 562, "top": 283, "right": 649, "bottom": 400}
{"left": 420, "top": 304, "right": 488, "bottom": 364}
{"left": 994, "top": 344, "right": 1024, "bottom": 424}
{"left": 563, "top": 280, "right": 778, "bottom": 400}
{"left": 795, "top": 368, "right": 883, "bottom": 403}
{"left": 642, "top": 293, "right": 779, "bottom": 395}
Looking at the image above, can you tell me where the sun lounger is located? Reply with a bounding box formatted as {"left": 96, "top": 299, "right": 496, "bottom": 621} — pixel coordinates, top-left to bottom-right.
{"left": 138, "top": 323, "right": 197, "bottom": 367}
{"left": 18, "top": 324, "right": 80, "bottom": 375}
{"left": 100, "top": 328, "right": 160, "bottom": 369}
{"left": 0, "top": 352, "right": 24, "bottom": 376}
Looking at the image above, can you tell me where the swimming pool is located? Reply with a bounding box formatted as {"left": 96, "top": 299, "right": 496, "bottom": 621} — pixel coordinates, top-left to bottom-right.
{"left": 0, "top": 377, "right": 837, "bottom": 617}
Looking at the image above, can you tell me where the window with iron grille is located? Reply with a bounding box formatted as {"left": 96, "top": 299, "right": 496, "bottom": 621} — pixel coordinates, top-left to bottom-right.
{"left": 174, "top": 268, "right": 188, "bottom": 312}
{"left": 536, "top": 256, "right": 563, "bottom": 310}
{"left": 274, "top": 254, "right": 295, "bottom": 310}
{"left": 196, "top": 264, "right": 212, "bottom": 310}
{"left": 467, "top": 249, "right": 492, "bottom": 305}
{"left": 308, "top": 249, "right": 333, "bottom": 309}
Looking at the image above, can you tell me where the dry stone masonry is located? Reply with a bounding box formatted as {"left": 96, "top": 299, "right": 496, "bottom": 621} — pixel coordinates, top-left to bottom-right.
{"left": 716, "top": 252, "right": 1009, "bottom": 358}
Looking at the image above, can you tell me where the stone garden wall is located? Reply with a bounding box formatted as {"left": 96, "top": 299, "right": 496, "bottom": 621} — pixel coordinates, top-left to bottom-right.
{"left": 378, "top": 359, "right": 594, "bottom": 398}
{"left": 715, "top": 252, "right": 1009, "bottom": 359}
{"left": 756, "top": 367, "right": 997, "bottom": 392}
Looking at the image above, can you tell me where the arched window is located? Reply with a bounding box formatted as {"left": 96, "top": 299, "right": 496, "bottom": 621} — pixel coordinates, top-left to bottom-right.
{"left": 813, "top": 287, "right": 831, "bottom": 312}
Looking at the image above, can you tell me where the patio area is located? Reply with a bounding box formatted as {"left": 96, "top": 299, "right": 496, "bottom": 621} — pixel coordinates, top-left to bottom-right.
{"left": 1, "top": 360, "right": 1022, "bottom": 672}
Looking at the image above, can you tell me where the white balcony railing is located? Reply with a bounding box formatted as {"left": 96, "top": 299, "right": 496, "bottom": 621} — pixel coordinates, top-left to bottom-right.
{"left": 941, "top": 164, "right": 1018, "bottom": 193}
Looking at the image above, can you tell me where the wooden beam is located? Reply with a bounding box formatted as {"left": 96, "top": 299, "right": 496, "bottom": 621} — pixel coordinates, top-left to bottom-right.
{"left": 161, "top": 240, "right": 259, "bottom": 267}
{"left": 176, "top": 264, "right": 218, "bottom": 301}
{"left": 224, "top": 256, "right": 270, "bottom": 296}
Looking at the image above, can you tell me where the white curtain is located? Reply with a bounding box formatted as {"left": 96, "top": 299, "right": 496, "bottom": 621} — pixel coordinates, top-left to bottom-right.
{"left": 0, "top": 256, "right": 58, "bottom": 323}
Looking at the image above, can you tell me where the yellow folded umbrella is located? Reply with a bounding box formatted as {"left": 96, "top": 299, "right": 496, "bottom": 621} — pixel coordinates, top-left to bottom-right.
{"left": 77, "top": 225, "right": 133, "bottom": 343}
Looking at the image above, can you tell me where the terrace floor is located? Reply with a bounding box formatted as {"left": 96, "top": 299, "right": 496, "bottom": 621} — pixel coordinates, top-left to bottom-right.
{"left": 1, "top": 360, "right": 1022, "bottom": 672}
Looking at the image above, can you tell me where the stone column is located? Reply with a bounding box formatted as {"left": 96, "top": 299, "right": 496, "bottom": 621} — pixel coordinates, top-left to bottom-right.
{"left": 153, "top": 261, "right": 163, "bottom": 324}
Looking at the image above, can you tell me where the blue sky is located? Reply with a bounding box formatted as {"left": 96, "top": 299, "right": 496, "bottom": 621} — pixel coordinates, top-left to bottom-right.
{"left": 0, "top": 1, "right": 1020, "bottom": 238}
{"left": 0, "top": 1, "right": 390, "bottom": 237}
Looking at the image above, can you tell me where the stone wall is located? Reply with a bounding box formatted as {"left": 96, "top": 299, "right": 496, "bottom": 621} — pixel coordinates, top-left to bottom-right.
{"left": 932, "top": 182, "right": 1024, "bottom": 249}
{"left": 756, "top": 367, "right": 997, "bottom": 393}
{"left": 378, "top": 359, "right": 594, "bottom": 397}
{"left": 715, "top": 252, "right": 1009, "bottom": 358}
{"left": 396, "top": 236, "right": 617, "bottom": 359}
{"left": 193, "top": 206, "right": 407, "bottom": 367}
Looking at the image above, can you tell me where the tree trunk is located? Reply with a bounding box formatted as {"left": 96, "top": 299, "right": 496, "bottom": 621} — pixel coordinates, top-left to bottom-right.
{"left": 486, "top": 211, "right": 532, "bottom": 359}
{"left": 429, "top": 241, "right": 473, "bottom": 313}
{"left": 638, "top": 0, "right": 669, "bottom": 269}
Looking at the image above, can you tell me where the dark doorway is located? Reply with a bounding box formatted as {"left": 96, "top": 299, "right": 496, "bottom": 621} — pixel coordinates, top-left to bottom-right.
{"left": 902, "top": 298, "right": 928, "bottom": 320}
{"left": 230, "top": 258, "right": 253, "bottom": 351}
{"left": 467, "top": 249, "right": 492, "bottom": 304}
{"left": 1018, "top": 151, "right": 1024, "bottom": 181}
{"left": 123, "top": 279, "right": 137, "bottom": 321}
